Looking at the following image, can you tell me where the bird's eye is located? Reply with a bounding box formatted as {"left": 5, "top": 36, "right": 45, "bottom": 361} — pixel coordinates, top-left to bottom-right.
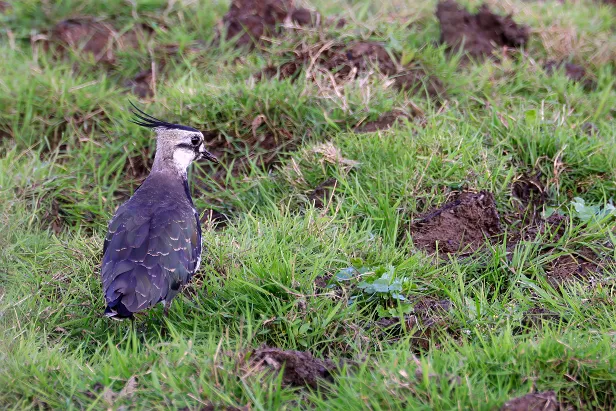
{"left": 191, "top": 136, "right": 201, "bottom": 146}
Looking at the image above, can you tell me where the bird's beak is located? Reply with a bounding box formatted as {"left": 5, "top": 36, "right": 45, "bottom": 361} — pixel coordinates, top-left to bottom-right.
{"left": 198, "top": 145, "right": 218, "bottom": 163}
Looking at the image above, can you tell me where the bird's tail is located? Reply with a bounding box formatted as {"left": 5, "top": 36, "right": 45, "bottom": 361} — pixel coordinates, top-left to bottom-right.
{"left": 104, "top": 299, "right": 134, "bottom": 320}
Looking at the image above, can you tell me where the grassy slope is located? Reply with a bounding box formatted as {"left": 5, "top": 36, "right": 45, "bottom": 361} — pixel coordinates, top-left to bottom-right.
{"left": 1, "top": 0, "right": 615, "bottom": 409}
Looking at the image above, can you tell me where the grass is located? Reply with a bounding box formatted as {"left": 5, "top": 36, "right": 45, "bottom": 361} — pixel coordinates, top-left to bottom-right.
{"left": 1, "top": 0, "right": 615, "bottom": 409}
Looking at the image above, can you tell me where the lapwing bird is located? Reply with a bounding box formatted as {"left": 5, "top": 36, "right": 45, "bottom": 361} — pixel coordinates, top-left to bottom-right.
{"left": 101, "top": 104, "right": 218, "bottom": 320}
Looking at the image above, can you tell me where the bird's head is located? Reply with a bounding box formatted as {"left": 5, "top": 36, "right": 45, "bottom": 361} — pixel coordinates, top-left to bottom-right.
{"left": 129, "top": 102, "right": 218, "bottom": 173}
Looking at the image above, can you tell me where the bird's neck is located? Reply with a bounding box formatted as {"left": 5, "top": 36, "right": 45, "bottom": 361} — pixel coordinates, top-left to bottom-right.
{"left": 151, "top": 151, "right": 189, "bottom": 178}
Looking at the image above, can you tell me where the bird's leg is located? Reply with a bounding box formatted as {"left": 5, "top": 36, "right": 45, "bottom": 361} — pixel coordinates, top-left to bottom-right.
{"left": 163, "top": 300, "right": 171, "bottom": 317}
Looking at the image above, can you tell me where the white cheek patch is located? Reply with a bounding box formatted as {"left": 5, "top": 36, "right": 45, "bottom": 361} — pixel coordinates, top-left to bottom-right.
{"left": 173, "top": 148, "right": 196, "bottom": 171}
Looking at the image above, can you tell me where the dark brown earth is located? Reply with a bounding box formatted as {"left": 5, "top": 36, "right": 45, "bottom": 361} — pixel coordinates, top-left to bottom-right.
{"left": 354, "top": 110, "right": 413, "bottom": 133}
{"left": 503, "top": 209, "right": 607, "bottom": 287}
{"left": 436, "top": 0, "right": 529, "bottom": 60}
{"left": 522, "top": 306, "right": 560, "bottom": 328}
{"left": 122, "top": 43, "right": 205, "bottom": 96}
{"left": 581, "top": 122, "right": 599, "bottom": 136}
{"left": 308, "top": 177, "right": 338, "bottom": 208}
{"left": 376, "top": 297, "right": 453, "bottom": 349}
{"left": 500, "top": 391, "right": 561, "bottom": 411}
{"left": 291, "top": 7, "right": 319, "bottom": 26}
{"left": 221, "top": 0, "right": 317, "bottom": 48}
{"left": 547, "top": 247, "right": 601, "bottom": 287}
{"left": 314, "top": 273, "right": 333, "bottom": 290}
{"left": 544, "top": 60, "right": 596, "bottom": 90}
{"left": 394, "top": 68, "right": 445, "bottom": 97}
{"left": 200, "top": 209, "right": 231, "bottom": 229}
{"left": 511, "top": 172, "right": 548, "bottom": 223}
{"left": 507, "top": 213, "right": 567, "bottom": 244}
{"left": 255, "top": 60, "right": 303, "bottom": 81}
{"left": 49, "top": 18, "right": 150, "bottom": 64}
{"left": 198, "top": 114, "right": 303, "bottom": 186}
{"left": 257, "top": 41, "right": 445, "bottom": 98}
{"left": 511, "top": 172, "right": 547, "bottom": 210}
{"left": 409, "top": 191, "right": 502, "bottom": 254}
{"left": 45, "top": 199, "right": 64, "bottom": 235}
{"left": 248, "top": 346, "right": 336, "bottom": 388}
{"left": 123, "top": 148, "right": 152, "bottom": 182}
{"left": 124, "top": 69, "right": 154, "bottom": 98}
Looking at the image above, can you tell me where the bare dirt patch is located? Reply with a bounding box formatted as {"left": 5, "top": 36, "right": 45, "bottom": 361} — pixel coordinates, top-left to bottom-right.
{"left": 547, "top": 247, "right": 602, "bottom": 287}
{"left": 247, "top": 346, "right": 337, "bottom": 388}
{"left": 506, "top": 212, "right": 567, "bottom": 245}
{"left": 522, "top": 306, "right": 560, "bottom": 329}
{"left": 221, "top": 0, "right": 317, "bottom": 48}
{"left": 199, "top": 120, "right": 298, "bottom": 185}
{"left": 255, "top": 60, "right": 303, "bottom": 81}
{"left": 124, "top": 69, "right": 154, "bottom": 98}
{"left": 308, "top": 177, "right": 338, "bottom": 208}
{"left": 49, "top": 18, "right": 150, "bottom": 65}
{"left": 581, "top": 122, "right": 599, "bottom": 136}
{"left": 123, "top": 147, "right": 152, "bottom": 182}
{"left": 510, "top": 172, "right": 548, "bottom": 224}
{"left": 408, "top": 191, "right": 502, "bottom": 254}
{"left": 436, "top": 0, "right": 529, "bottom": 60}
{"left": 501, "top": 391, "right": 561, "bottom": 411}
{"left": 314, "top": 273, "right": 333, "bottom": 290}
{"left": 256, "top": 41, "right": 445, "bottom": 98}
{"left": 376, "top": 297, "right": 454, "bottom": 349}
{"left": 504, "top": 210, "right": 611, "bottom": 288}
{"left": 354, "top": 110, "right": 413, "bottom": 133}
{"left": 544, "top": 60, "right": 596, "bottom": 90}
{"left": 200, "top": 209, "right": 231, "bottom": 230}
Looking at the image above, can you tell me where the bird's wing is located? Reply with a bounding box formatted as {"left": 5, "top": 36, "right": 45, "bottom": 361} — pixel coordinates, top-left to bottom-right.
{"left": 101, "top": 202, "right": 201, "bottom": 314}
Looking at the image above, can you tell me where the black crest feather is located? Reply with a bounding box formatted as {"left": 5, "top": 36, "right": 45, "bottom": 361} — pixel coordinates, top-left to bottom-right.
{"left": 129, "top": 101, "right": 200, "bottom": 132}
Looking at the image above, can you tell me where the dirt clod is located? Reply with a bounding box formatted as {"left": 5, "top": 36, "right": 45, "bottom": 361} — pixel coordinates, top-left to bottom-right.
{"left": 256, "top": 41, "right": 445, "bottom": 98}
{"left": 124, "top": 69, "right": 154, "bottom": 98}
{"left": 377, "top": 297, "right": 454, "bottom": 349}
{"left": 84, "top": 382, "right": 104, "bottom": 399}
{"left": 436, "top": 0, "right": 529, "bottom": 60}
{"left": 511, "top": 172, "right": 548, "bottom": 223}
{"left": 580, "top": 122, "right": 599, "bottom": 136}
{"left": 354, "top": 110, "right": 412, "bottom": 133}
{"left": 325, "top": 41, "right": 397, "bottom": 76}
{"left": 200, "top": 209, "right": 231, "bottom": 229}
{"left": 314, "top": 273, "right": 333, "bottom": 290}
{"left": 501, "top": 391, "right": 561, "bottom": 411}
{"left": 544, "top": 60, "right": 596, "bottom": 90}
{"left": 547, "top": 247, "right": 601, "bottom": 287}
{"left": 255, "top": 60, "right": 302, "bottom": 81}
{"left": 508, "top": 212, "right": 567, "bottom": 244}
{"left": 409, "top": 191, "right": 502, "bottom": 254}
{"left": 291, "top": 7, "right": 319, "bottom": 26}
{"left": 522, "top": 306, "right": 560, "bottom": 328}
{"left": 123, "top": 148, "right": 152, "bottom": 182}
{"left": 50, "top": 18, "right": 148, "bottom": 64}
{"left": 221, "top": 0, "right": 315, "bottom": 48}
{"left": 394, "top": 69, "right": 446, "bottom": 97}
{"left": 248, "top": 346, "right": 336, "bottom": 388}
{"left": 308, "top": 178, "right": 338, "bottom": 208}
